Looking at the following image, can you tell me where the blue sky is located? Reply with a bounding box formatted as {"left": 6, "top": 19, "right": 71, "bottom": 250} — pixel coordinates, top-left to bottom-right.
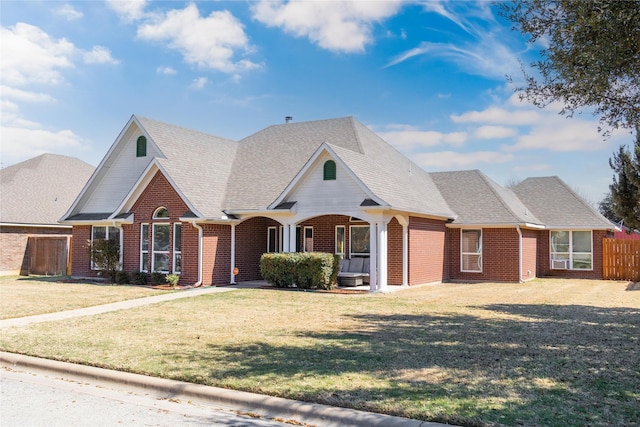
{"left": 1, "top": 0, "right": 633, "bottom": 204}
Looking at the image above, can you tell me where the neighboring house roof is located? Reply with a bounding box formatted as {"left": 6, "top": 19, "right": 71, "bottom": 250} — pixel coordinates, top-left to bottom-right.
{"left": 512, "top": 176, "right": 612, "bottom": 229}
{"left": 0, "top": 154, "right": 95, "bottom": 226}
{"left": 431, "top": 170, "right": 544, "bottom": 226}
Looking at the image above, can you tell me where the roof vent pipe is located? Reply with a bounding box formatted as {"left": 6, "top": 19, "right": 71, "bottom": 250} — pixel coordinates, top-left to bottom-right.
{"left": 285, "top": 116, "right": 293, "bottom": 123}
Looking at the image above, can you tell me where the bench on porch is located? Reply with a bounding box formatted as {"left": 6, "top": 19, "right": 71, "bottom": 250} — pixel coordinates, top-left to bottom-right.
{"left": 338, "top": 257, "right": 370, "bottom": 287}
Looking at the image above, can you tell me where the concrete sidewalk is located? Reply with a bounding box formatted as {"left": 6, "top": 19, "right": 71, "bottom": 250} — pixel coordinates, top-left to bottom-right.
{"left": 0, "top": 285, "right": 238, "bottom": 328}
{"left": 0, "top": 352, "right": 444, "bottom": 427}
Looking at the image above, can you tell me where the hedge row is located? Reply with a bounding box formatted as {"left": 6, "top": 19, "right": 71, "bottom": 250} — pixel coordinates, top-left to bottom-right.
{"left": 260, "top": 252, "right": 340, "bottom": 290}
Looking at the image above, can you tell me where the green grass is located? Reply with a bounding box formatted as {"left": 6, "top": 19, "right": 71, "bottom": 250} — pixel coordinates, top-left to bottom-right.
{"left": 1, "top": 278, "right": 639, "bottom": 426}
{"left": 0, "top": 276, "right": 174, "bottom": 319}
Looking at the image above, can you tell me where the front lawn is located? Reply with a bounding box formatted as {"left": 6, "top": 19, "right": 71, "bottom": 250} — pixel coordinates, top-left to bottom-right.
{"left": 1, "top": 278, "right": 638, "bottom": 426}
{"left": 0, "top": 276, "right": 173, "bottom": 319}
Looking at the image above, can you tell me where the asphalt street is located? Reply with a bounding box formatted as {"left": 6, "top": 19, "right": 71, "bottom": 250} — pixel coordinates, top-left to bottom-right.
{"left": 1, "top": 365, "right": 294, "bottom": 427}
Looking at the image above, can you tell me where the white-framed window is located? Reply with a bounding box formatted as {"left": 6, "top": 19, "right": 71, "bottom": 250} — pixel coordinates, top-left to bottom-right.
{"left": 153, "top": 206, "right": 169, "bottom": 219}
{"left": 461, "top": 229, "right": 482, "bottom": 272}
{"left": 91, "top": 225, "right": 122, "bottom": 270}
{"left": 267, "top": 226, "right": 281, "bottom": 253}
{"left": 550, "top": 230, "right": 592, "bottom": 270}
{"left": 173, "top": 223, "right": 182, "bottom": 274}
{"left": 152, "top": 223, "right": 171, "bottom": 273}
{"left": 303, "top": 226, "right": 313, "bottom": 252}
{"left": 140, "top": 223, "right": 149, "bottom": 272}
{"left": 349, "top": 225, "right": 370, "bottom": 257}
{"left": 335, "top": 225, "right": 345, "bottom": 256}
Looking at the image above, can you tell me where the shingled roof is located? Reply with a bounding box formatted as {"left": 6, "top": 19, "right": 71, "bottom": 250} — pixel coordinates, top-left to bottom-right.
{"left": 224, "top": 117, "right": 455, "bottom": 218}
{"left": 512, "top": 176, "right": 612, "bottom": 229}
{"left": 1, "top": 154, "right": 95, "bottom": 225}
{"left": 431, "top": 170, "right": 543, "bottom": 226}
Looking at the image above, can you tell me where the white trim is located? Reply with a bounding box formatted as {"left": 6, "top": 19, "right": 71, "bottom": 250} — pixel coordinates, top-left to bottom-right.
{"left": 230, "top": 224, "right": 236, "bottom": 284}
{"left": 151, "top": 222, "right": 171, "bottom": 273}
{"left": 1, "top": 222, "right": 71, "bottom": 229}
{"left": 461, "top": 229, "right": 482, "bottom": 273}
{"left": 140, "top": 223, "right": 149, "bottom": 272}
{"left": 335, "top": 225, "right": 346, "bottom": 256}
{"left": 550, "top": 230, "right": 593, "bottom": 271}
{"left": 173, "top": 222, "right": 182, "bottom": 274}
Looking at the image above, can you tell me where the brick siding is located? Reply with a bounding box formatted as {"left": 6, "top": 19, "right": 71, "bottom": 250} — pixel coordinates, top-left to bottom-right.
{"left": 408, "top": 217, "right": 447, "bottom": 285}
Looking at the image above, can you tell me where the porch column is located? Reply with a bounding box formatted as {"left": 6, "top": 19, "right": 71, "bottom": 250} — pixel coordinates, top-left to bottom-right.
{"left": 282, "top": 224, "right": 290, "bottom": 252}
{"left": 369, "top": 222, "right": 377, "bottom": 292}
{"left": 289, "top": 223, "right": 297, "bottom": 253}
{"left": 377, "top": 221, "right": 388, "bottom": 293}
{"left": 402, "top": 223, "right": 408, "bottom": 286}
{"left": 230, "top": 224, "right": 236, "bottom": 284}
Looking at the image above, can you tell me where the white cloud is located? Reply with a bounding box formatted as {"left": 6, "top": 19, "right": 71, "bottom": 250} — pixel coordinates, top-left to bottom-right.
{"left": 386, "top": 3, "right": 522, "bottom": 80}
{"left": 414, "top": 150, "right": 514, "bottom": 170}
{"left": 137, "top": 4, "right": 258, "bottom": 73}
{"left": 379, "top": 129, "right": 467, "bottom": 151}
{"left": 156, "top": 66, "right": 176, "bottom": 75}
{"left": 106, "top": 0, "right": 148, "bottom": 23}
{"left": 189, "top": 77, "right": 208, "bottom": 90}
{"left": 451, "top": 107, "right": 540, "bottom": 126}
{"left": 83, "top": 46, "right": 119, "bottom": 65}
{"left": 0, "top": 23, "right": 75, "bottom": 86}
{"left": 0, "top": 86, "right": 55, "bottom": 103}
{"left": 55, "top": 4, "right": 83, "bottom": 21}
{"left": 0, "top": 125, "right": 86, "bottom": 167}
{"left": 507, "top": 117, "right": 611, "bottom": 152}
{"left": 474, "top": 125, "right": 517, "bottom": 139}
{"left": 251, "top": 0, "right": 403, "bottom": 53}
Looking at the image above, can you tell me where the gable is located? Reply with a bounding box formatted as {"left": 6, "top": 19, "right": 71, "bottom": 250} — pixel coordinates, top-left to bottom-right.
{"left": 74, "top": 122, "right": 161, "bottom": 215}
{"left": 282, "top": 151, "right": 373, "bottom": 216}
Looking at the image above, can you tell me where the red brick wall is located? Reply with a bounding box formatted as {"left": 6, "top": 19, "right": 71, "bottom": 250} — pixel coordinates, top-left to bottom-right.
{"left": 235, "top": 217, "right": 266, "bottom": 282}
{"left": 408, "top": 217, "right": 446, "bottom": 285}
{"left": 537, "top": 230, "right": 606, "bottom": 279}
{"left": 447, "top": 228, "right": 521, "bottom": 282}
{"left": 521, "top": 228, "right": 538, "bottom": 281}
{"left": 71, "top": 225, "right": 93, "bottom": 278}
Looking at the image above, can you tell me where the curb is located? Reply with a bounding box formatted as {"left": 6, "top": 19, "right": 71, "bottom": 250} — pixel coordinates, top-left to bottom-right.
{"left": 1, "top": 352, "right": 446, "bottom": 427}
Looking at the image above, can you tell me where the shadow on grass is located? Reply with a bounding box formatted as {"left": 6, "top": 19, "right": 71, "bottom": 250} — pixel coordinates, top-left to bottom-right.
{"left": 165, "top": 304, "right": 640, "bottom": 427}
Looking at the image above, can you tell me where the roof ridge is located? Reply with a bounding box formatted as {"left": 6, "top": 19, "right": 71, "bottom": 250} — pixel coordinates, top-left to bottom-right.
{"left": 476, "top": 170, "right": 527, "bottom": 222}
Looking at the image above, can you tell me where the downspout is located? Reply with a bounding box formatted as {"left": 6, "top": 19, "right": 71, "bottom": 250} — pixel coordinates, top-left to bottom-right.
{"left": 191, "top": 220, "right": 203, "bottom": 287}
{"left": 516, "top": 225, "right": 523, "bottom": 283}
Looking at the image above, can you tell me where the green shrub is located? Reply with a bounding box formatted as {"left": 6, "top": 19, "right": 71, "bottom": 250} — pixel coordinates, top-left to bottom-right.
{"left": 115, "top": 271, "right": 130, "bottom": 285}
{"left": 151, "top": 272, "right": 166, "bottom": 286}
{"left": 260, "top": 252, "right": 338, "bottom": 289}
{"left": 132, "top": 270, "right": 148, "bottom": 286}
{"left": 166, "top": 274, "right": 180, "bottom": 287}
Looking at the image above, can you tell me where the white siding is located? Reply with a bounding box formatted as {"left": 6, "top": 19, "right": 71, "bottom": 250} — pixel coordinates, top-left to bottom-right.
{"left": 286, "top": 153, "right": 368, "bottom": 216}
{"left": 83, "top": 132, "right": 162, "bottom": 213}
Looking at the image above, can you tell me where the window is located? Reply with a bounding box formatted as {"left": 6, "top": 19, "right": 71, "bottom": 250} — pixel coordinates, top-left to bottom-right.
{"left": 140, "top": 223, "right": 149, "bottom": 272}
{"left": 267, "top": 227, "right": 278, "bottom": 252}
{"left": 335, "top": 226, "right": 345, "bottom": 256}
{"left": 91, "top": 226, "right": 121, "bottom": 270}
{"left": 153, "top": 207, "right": 169, "bottom": 219}
{"left": 461, "top": 229, "right": 482, "bottom": 272}
{"left": 550, "top": 231, "right": 592, "bottom": 270}
{"left": 173, "top": 223, "right": 182, "bottom": 274}
{"left": 304, "top": 226, "right": 313, "bottom": 252}
{"left": 136, "top": 136, "right": 147, "bottom": 157}
{"left": 152, "top": 223, "right": 170, "bottom": 273}
{"left": 350, "top": 225, "right": 370, "bottom": 256}
{"left": 323, "top": 160, "right": 336, "bottom": 180}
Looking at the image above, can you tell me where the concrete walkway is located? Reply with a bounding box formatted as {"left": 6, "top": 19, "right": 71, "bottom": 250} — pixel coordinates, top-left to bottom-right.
{"left": 0, "top": 285, "right": 239, "bottom": 328}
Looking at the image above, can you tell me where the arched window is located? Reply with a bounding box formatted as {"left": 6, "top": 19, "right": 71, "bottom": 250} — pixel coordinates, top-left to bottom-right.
{"left": 323, "top": 160, "right": 336, "bottom": 181}
{"left": 153, "top": 207, "right": 169, "bottom": 219}
{"left": 136, "top": 136, "right": 147, "bottom": 157}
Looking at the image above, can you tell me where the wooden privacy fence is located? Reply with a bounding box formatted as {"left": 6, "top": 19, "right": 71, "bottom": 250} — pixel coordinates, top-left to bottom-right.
{"left": 27, "top": 236, "right": 71, "bottom": 276}
{"left": 602, "top": 238, "right": 640, "bottom": 281}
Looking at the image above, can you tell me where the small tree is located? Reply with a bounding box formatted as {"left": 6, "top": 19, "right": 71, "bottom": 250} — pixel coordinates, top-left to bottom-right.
{"left": 87, "top": 239, "right": 120, "bottom": 283}
{"left": 609, "top": 129, "right": 640, "bottom": 231}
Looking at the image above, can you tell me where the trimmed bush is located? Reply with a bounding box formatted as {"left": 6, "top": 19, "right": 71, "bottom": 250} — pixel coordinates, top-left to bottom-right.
{"left": 260, "top": 252, "right": 339, "bottom": 290}
{"left": 132, "top": 270, "right": 148, "bottom": 286}
{"left": 115, "top": 271, "right": 130, "bottom": 285}
{"left": 151, "top": 272, "right": 166, "bottom": 286}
